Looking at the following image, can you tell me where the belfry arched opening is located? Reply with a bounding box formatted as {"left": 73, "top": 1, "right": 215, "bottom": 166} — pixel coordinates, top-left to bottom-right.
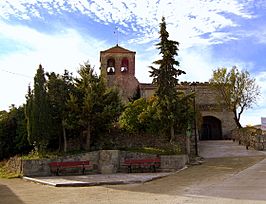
{"left": 200, "top": 116, "right": 222, "bottom": 140}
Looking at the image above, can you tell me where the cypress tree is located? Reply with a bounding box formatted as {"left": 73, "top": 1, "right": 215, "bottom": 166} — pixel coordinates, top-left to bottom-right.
{"left": 30, "top": 65, "right": 52, "bottom": 151}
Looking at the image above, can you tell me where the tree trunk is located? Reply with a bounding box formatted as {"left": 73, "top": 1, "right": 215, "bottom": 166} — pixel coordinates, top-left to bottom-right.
{"left": 85, "top": 122, "right": 91, "bottom": 151}
{"left": 62, "top": 120, "right": 67, "bottom": 153}
{"left": 170, "top": 125, "right": 175, "bottom": 143}
{"left": 58, "top": 128, "right": 62, "bottom": 152}
{"left": 186, "top": 136, "right": 191, "bottom": 154}
{"left": 233, "top": 110, "right": 242, "bottom": 128}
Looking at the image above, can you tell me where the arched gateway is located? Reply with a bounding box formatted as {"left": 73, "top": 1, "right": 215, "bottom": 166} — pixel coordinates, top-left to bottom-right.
{"left": 200, "top": 116, "right": 222, "bottom": 140}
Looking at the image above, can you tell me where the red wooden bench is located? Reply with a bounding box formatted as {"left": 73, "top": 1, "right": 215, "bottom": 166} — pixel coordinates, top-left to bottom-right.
{"left": 123, "top": 158, "right": 161, "bottom": 173}
{"left": 48, "top": 161, "right": 91, "bottom": 176}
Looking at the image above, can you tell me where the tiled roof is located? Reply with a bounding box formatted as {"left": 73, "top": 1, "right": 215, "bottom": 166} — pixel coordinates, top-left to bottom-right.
{"left": 101, "top": 44, "right": 135, "bottom": 53}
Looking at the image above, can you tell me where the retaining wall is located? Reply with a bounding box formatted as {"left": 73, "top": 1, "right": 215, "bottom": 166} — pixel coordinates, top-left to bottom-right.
{"left": 22, "top": 150, "right": 189, "bottom": 177}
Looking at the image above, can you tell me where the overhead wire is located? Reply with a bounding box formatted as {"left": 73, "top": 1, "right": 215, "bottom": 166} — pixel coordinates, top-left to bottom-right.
{"left": 0, "top": 68, "right": 32, "bottom": 78}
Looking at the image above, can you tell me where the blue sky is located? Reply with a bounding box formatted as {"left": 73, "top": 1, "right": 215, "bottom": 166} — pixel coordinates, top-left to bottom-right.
{"left": 1, "top": 0, "right": 266, "bottom": 126}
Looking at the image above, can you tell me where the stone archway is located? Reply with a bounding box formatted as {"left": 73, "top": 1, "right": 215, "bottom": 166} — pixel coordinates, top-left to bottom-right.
{"left": 200, "top": 116, "right": 222, "bottom": 140}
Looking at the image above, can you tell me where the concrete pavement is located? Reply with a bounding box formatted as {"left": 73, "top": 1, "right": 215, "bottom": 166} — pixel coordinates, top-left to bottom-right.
{"left": 199, "top": 140, "right": 266, "bottom": 158}
{"left": 196, "top": 157, "right": 266, "bottom": 201}
{"left": 23, "top": 172, "right": 175, "bottom": 187}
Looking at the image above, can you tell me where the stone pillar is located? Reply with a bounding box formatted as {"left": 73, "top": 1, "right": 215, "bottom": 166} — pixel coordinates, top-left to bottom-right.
{"left": 160, "top": 155, "right": 189, "bottom": 171}
{"left": 99, "top": 150, "right": 120, "bottom": 174}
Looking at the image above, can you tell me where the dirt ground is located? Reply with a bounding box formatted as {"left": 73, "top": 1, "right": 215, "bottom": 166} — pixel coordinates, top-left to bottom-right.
{"left": 0, "top": 156, "right": 265, "bottom": 204}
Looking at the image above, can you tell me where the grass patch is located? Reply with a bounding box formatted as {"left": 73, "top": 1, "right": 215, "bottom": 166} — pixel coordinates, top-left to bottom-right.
{"left": 123, "top": 145, "right": 181, "bottom": 155}
{"left": 21, "top": 149, "right": 88, "bottom": 160}
{"left": 0, "top": 162, "right": 21, "bottom": 179}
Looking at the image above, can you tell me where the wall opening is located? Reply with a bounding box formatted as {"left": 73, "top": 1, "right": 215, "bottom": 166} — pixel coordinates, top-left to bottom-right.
{"left": 200, "top": 116, "right": 222, "bottom": 140}
{"left": 107, "top": 58, "right": 115, "bottom": 75}
{"left": 121, "top": 58, "right": 129, "bottom": 73}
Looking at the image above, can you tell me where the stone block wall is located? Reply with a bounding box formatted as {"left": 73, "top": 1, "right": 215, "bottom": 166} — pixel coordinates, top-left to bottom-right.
{"left": 22, "top": 150, "right": 189, "bottom": 177}
{"left": 23, "top": 159, "right": 51, "bottom": 177}
{"left": 160, "top": 155, "right": 189, "bottom": 171}
{"left": 99, "top": 150, "right": 120, "bottom": 174}
{"left": 22, "top": 151, "right": 99, "bottom": 177}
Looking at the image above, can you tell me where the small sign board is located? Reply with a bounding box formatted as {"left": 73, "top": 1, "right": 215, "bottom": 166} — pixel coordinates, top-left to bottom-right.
{"left": 261, "top": 117, "right": 266, "bottom": 131}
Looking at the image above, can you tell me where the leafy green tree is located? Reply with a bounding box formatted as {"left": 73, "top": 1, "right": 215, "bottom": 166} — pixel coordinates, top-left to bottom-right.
{"left": 0, "top": 105, "right": 30, "bottom": 160}
{"left": 119, "top": 93, "right": 194, "bottom": 137}
{"left": 46, "top": 70, "right": 75, "bottom": 152}
{"left": 75, "top": 63, "right": 103, "bottom": 150}
{"left": 119, "top": 98, "right": 148, "bottom": 133}
{"left": 210, "top": 66, "right": 260, "bottom": 128}
{"left": 149, "top": 17, "right": 186, "bottom": 141}
{"left": 14, "top": 105, "right": 31, "bottom": 153}
{"left": 70, "top": 63, "right": 123, "bottom": 150}
{"left": 0, "top": 110, "right": 10, "bottom": 160}
{"left": 95, "top": 87, "right": 123, "bottom": 135}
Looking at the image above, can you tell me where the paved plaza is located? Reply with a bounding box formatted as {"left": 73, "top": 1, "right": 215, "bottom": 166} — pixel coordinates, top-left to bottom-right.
{"left": 23, "top": 172, "right": 175, "bottom": 187}
{"left": 1, "top": 140, "right": 266, "bottom": 204}
{"left": 199, "top": 140, "right": 266, "bottom": 158}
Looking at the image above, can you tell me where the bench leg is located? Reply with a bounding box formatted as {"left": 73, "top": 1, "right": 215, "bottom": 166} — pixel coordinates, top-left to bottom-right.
{"left": 128, "top": 166, "right": 132, "bottom": 173}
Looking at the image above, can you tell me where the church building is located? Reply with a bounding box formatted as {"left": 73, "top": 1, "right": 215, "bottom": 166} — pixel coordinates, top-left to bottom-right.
{"left": 100, "top": 44, "right": 237, "bottom": 144}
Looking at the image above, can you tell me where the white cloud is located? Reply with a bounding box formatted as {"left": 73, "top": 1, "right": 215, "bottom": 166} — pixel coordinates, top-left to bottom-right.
{"left": 178, "top": 46, "right": 214, "bottom": 82}
{"left": 0, "top": 0, "right": 254, "bottom": 47}
{"left": 0, "top": 21, "right": 107, "bottom": 110}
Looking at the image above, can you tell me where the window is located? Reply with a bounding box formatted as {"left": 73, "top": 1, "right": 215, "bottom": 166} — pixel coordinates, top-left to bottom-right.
{"left": 107, "top": 58, "right": 115, "bottom": 75}
{"left": 121, "top": 58, "right": 128, "bottom": 72}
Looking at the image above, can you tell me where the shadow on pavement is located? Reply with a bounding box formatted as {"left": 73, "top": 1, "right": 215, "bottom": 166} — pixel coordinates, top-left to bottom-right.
{"left": 0, "top": 184, "right": 24, "bottom": 204}
{"left": 106, "top": 156, "right": 266, "bottom": 201}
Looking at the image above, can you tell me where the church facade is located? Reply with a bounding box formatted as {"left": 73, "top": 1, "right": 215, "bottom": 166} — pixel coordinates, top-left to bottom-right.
{"left": 100, "top": 45, "right": 237, "bottom": 142}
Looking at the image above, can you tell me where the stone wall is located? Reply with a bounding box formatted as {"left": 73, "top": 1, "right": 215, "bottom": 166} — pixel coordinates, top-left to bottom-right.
{"left": 107, "top": 75, "right": 139, "bottom": 102}
{"left": 99, "top": 150, "right": 120, "bottom": 174}
{"left": 160, "top": 155, "right": 188, "bottom": 172}
{"left": 231, "top": 127, "right": 266, "bottom": 150}
{"left": 22, "top": 151, "right": 99, "bottom": 177}
{"left": 23, "top": 159, "right": 51, "bottom": 177}
{"left": 22, "top": 150, "right": 189, "bottom": 177}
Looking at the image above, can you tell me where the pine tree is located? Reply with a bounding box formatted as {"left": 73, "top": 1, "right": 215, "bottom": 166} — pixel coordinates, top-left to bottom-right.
{"left": 150, "top": 17, "right": 185, "bottom": 99}
{"left": 149, "top": 17, "right": 186, "bottom": 142}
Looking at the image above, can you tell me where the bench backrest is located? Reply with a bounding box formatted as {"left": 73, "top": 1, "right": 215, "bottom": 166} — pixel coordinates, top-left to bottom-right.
{"left": 124, "top": 158, "right": 160, "bottom": 165}
{"left": 48, "top": 161, "right": 90, "bottom": 167}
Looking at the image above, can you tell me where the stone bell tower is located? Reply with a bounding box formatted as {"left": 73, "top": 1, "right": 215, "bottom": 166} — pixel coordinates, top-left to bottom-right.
{"left": 100, "top": 44, "right": 139, "bottom": 101}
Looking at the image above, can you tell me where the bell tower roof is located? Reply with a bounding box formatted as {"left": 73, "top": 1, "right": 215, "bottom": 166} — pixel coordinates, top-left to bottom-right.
{"left": 100, "top": 44, "right": 136, "bottom": 54}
